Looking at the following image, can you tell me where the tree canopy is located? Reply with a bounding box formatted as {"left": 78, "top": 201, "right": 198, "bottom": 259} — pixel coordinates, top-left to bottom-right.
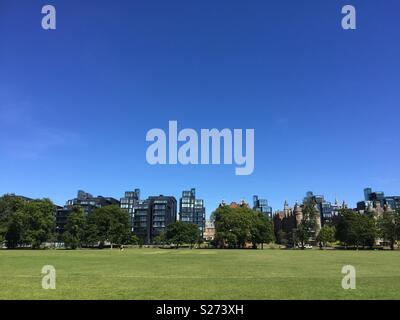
{"left": 165, "top": 221, "right": 201, "bottom": 248}
{"left": 63, "top": 206, "right": 86, "bottom": 249}
{"left": 377, "top": 211, "right": 400, "bottom": 250}
{"left": 87, "top": 205, "right": 131, "bottom": 248}
{"left": 5, "top": 198, "right": 55, "bottom": 249}
{"left": 213, "top": 205, "right": 274, "bottom": 249}
{"left": 336, "top": 209, "right": 377, "bottom": 249}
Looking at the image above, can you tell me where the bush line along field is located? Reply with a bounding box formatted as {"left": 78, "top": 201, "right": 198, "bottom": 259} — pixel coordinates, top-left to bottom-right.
{"left": 1, "top": 249, "right": 399, "bottom": 300}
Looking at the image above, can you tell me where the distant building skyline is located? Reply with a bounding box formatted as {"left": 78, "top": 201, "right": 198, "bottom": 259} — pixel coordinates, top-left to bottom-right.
{"left": 7, "top": 185, "right": 400, "bottom": 222}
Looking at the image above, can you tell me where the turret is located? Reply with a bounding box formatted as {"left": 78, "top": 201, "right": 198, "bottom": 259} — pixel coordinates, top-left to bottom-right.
{"left": 384, "top": 203, "right": 393, "bottom": 213}
{"left": 294, "top": 202, "right": 303, "bottom": 227}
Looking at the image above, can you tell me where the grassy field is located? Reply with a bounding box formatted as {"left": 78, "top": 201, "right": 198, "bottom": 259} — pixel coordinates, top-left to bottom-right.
{"left": 0, "top": 248, "right": 399, "bottom": 300}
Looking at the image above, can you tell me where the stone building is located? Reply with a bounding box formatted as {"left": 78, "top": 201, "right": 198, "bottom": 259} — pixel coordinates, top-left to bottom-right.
{"left": 273, "top": 200, "right": 322, "bottom": 245}
{"left": 204, "top": 220, "right": 215, "bottom": 241}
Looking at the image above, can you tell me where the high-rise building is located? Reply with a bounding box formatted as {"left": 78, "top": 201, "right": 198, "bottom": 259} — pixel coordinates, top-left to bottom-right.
{"left": 358, "top": 188, "right": 400, "bottom": 212}
{"left": 120, "top": 188, "right": 140, "bottom": 231}
{"left": 66, "top": 190, "right": 120, "bottom": 215}
{"left": 253, "top": 195, "right": 273, "bottom": 218}
{"left": 364, "top": 188, "right": 372, "bottom": 201}
{"left": 179, "top": 188, "right": 206, "bottom": 237}
{"left": 56, "top": 190, "right": 120, "bottom": 234}
{"left": 132, "top": 199, "right": 150, "bottom": 242}
{"left": 303, "top": 191, "right": 332, "bottom": 225}
{"left": 132, "top": 195, "right": 177, "bottom": 244}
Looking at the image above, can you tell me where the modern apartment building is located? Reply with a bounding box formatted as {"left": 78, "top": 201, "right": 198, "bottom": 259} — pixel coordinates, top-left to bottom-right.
{"left": 132, "top": 195, "right": 177, "bottom": 244}
{"left": 120, "top": 188, "right": 140, "bottom": 231}
{"left": 55, "top": 190, "right": 120, "bottom": 234}
{"left": 179, "top": 188, "right": 206, "bottom": 237}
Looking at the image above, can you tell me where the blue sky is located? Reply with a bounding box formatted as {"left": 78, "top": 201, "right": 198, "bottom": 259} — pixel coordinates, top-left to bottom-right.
{"left": 1, "top": 0, "right": 399, "bottom": 215}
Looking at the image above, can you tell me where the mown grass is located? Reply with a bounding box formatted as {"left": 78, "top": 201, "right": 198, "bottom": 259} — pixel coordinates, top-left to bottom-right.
{"left": 0, "top": 248, "right": 399, "bottom": 300}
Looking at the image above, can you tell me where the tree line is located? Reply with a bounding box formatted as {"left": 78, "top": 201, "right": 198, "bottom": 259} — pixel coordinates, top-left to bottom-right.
{"left": 0, "top": 195, "right": 202, "bottom": 249}
{"left": 276, "top": 206, "right": 400, "bottom": 250}
{"left": 1, "top": 194, "right": 400, "bottom": 250}
{"left": 0, "top": 195, "right": 136, "bottom": 249}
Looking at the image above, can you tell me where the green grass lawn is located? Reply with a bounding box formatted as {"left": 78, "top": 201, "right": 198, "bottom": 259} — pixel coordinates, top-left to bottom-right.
{"left": 0, "top": 248, "right": 399, "bottom": 300}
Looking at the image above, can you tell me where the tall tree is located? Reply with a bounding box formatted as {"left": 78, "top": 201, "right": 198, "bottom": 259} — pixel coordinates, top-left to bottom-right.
{"left": 250, "top": 212, "right": 275, "bottom": 249}
{"left": 336, "top": 209, "right": 377, "bottom": 249}
{"left": 63, "top": 206, "right": 86, "bottom": 249}
{"left": 214, "top": 205, "right": 274, "bottom": 249}
{"left": 378, "top": 211, "right": 400, "bottom": 250}
{"left": 316, "top": 225, "right": 336, "bottom": 248}
{"left": 0, "top": 195, "right": 25, "bottom": 246}
{"left": 214, "top": 205, "right": 252, "bottom": 248}
{"left": 295, "top": 224, "right": 310, "bottom": 249}
{"left": 294, "top": 200, "right": 320, "bottom": 249}
{"left": 6, "top": 199, "right": 55, "bottom": 249}
{"left": 165, "top": 221, "right": 200, "bottom": 248}
{"left": 87, "top": 205, "right": 131, "bottom": 249}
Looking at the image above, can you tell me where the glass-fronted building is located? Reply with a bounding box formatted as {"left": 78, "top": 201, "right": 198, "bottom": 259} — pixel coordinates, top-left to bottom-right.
{"left": 358, "top": 188, "right": 400, "bottom": 212}
{"left": 120, "top": 188, "right": 140, "bottom": 231}
{"left": 132, "top": 195, "right": 177, "bottom": 244}
{"left": 56, "top": 190, "right": 120, "bottom": 234}
{"left": 303, "top": 191, "right": 332, "bottom": 225}
{"left": 179, "top": 188, "right": 206, "bottom": 237}
{"left": 253, "top": 195, "right": 273, "bottom": 218}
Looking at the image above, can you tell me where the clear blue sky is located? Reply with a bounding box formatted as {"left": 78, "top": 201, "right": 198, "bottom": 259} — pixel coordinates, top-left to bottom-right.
{"left": 1, "top": 0, "right": 399, "bottom": 216}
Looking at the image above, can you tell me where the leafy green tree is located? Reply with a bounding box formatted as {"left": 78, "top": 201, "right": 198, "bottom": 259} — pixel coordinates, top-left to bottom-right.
{"left": 295, "top": 224, "right": 310, "bottom": 249}
{"left": 303, "top": 200, "right": 320, "bottom": 231}
{"left": 165, "top": 221, "right": 200, "bottom": 248}
{"left": 23, "top": 199, "right": 55, "bottom": 249}
{"left": 275, "top": 230, "right": 288, "bottom": 246}
{"left": 214, "top": 206, "right": 252, "bottom": 248}
{"left": 186, "top": 223, "right": 202, "bottom": 248}
{"left": 336, "top": 209, "right": 377, "bottom": 249}
{"left": 0, "top": 195, "right": 25, "bottom": 247}
{"left": 6, "top": 199, "right": 55, "bottom": 249}
{"left": 293, "top": 200, "right": 319, "bottom": 249}
{"left": 129, "top": 233, "right": 139, "bottom": 245}
{"left": 5, "top": 210, "right": 25, "bottom": 248}
{"left": 214, "top": 205, "right": 275, "bottom": 249}
{"left": 378, "top": 211, "right": 400, "bottom": 250}
{"left": 83, "top": 222, "right": 99, "bottom": 247}
{"left": 250, "top": 212, "right": 275, "bottom": 249}
{"left": 153, "top": 233, "right": 165, "bottom": 245}
{"left": 63, "top": 206, "right": 86, "bottom": 249}
{"left": 87, "top": 205, "right": 131, "bottom": 249}
{"left": 316, "top": 225, "right": 336, "bottom": 248}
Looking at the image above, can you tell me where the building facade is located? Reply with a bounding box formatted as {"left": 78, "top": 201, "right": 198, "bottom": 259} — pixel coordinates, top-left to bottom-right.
{"left": 273, "top": 200, "right": 322, "bottom": 245}
{"left": 304, "top": 191, "right": 333, "bottom": 225}
{"left": 55, "top": 190, "right": 120, "bottom": 234}
{"left": 253, "top": 195, "right": 273, "bottom": 218}
{"left": 120, "top": 188, "right": 140, "bottom": 231}
{"left": 179, "top": 188, "right": 206, "bottom": 237}
{"left": 132, "top": 195, "right": 177, "bottom": 244}
{"left": 204, "top": 220, "right": 215, "bottom": 241}
{"left": 357, "top": 187, "right": 400, "bottom": 212}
